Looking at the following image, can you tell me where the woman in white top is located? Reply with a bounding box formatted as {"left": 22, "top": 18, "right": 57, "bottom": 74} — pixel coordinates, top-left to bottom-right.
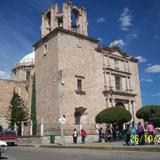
{"left": 72, "top": 128, "right": 78, "bottom": 143}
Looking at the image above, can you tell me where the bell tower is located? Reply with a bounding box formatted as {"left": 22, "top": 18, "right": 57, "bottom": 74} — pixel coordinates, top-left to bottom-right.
{"left": 41, "top": 1, "right": 88, "bottom": 37}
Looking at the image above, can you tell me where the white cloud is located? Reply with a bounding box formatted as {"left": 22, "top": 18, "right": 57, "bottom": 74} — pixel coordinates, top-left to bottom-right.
{"left": 153, "top": 92, "right": 160, "bottom": 96}
{"left": 96, "top": 17, "right": 106, "bottom": 23}
{"left": 140, "top": 79, "right": 153, "bottom": 82}
{"left": 119, "top": 7, "right": 132, "bottom": 31}
{"left": 0, "top": 70, "right": 10, "bottom": 79}
{"left": 145, "top": 65, "right": 160, "bottom": 73}
{"left": 127, "top": 33, "right": 138, "bottom": 39}
{"left": 147, "top": 64, "right": 152, "bottom": 66}
{"left": 109, "top": 39, "right": 125, "bottom": 47}
{"left": 135, "top": 56, "right": 147, "bottom": 63}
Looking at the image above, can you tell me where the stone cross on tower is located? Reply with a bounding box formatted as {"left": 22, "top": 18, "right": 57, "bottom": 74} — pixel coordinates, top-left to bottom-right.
{"left": 41, "top": 1, "right": 88, "bottom": 37}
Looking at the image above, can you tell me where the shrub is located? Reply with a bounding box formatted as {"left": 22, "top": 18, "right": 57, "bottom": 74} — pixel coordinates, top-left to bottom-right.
{"left": 136, "top": 105, "right": 160, "bottom": 127}
{"left": 95, "top": 107, "right": 132, "bottom": 124}
{"left": 136, "top": 105, "right": 160, "bottom": 121}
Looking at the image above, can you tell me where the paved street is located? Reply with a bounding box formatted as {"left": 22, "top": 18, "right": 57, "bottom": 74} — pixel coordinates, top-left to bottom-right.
{"left": 1, "top": 146, "right": 160, "bottom": 160}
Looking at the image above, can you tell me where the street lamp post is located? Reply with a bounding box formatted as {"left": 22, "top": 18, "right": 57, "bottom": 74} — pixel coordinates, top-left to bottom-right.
{"left": 58, "top": 70, "right": 65, "bottom": 145}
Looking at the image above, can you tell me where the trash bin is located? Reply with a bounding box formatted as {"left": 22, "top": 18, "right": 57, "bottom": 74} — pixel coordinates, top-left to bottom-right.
{"left": 50, "top": 135, "right": 55, "bottom": 143}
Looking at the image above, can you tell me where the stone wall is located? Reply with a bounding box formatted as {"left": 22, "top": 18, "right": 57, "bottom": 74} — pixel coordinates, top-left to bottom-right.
{"left": 58, "top": 31, "right": 106, "bottom": 134}
{"left": 0, "top": 79, "right": 28, "bottom": 129}
{"left": 35, "top": 34, "right": 60, "bottom": 135}
{"left": 17, "top": 134, "right": 99, "bottom": 144}
{"left": 35, "top": 29, "right": 106, "bottom": 135}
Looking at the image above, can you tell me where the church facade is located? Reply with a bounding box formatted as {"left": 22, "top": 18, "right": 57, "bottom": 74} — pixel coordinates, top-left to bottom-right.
{"left": 0, "top": 2, "right": 141, "bottom": 137}
{"left": 34, "top": 2, "right": 142, "bottom": 136}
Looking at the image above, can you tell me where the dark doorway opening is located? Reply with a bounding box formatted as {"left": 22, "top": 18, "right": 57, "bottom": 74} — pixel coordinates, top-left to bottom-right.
{"left": 115, "top": 102, "right": 125, "bottom": 109}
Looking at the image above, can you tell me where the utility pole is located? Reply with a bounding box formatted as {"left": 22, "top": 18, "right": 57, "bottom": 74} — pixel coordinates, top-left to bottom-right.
{"left": 58, "top": 70, "right": 65, "bottom": 145}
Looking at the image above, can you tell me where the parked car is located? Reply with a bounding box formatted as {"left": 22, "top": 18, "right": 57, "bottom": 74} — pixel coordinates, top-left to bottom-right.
{"left": 0, "top": 140, "right": 7, "bottom": 157}
{"left": 0, "top": 130, "right": 17, "bottom": 146}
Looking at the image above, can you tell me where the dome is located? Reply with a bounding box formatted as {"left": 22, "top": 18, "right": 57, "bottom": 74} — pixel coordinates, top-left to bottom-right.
{"left": 19, "top": 51, "right": 35, "bottom": 64}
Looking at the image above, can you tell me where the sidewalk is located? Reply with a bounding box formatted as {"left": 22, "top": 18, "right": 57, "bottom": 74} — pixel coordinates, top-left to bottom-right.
{"left": 18, "top": 141, "right": 160, "bottom": 152}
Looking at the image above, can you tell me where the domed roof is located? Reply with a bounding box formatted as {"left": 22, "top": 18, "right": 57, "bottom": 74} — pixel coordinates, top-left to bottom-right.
{"left": 19, "top": 51, "right": 35, "bottom": 64}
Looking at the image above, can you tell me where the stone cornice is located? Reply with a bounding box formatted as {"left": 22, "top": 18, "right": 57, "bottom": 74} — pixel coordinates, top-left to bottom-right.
{"left": 103, "top": 67, "right": 131, "bottom": 76}
{"left": 12, "top": 63, "right": 34, "bottom": 71}
{"left": 0, "top": 79, "right": 26, "bottom": 84}
{"left": 103, "top": 89, "right": 136, "bottom": 97}
{"left": 33, "top": 27, "right": 99, "bottom": 49}
{"left": 96, "top": 45, "right": 138, "bottom": 63}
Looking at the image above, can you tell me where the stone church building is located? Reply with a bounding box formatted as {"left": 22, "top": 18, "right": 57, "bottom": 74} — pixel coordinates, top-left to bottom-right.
{"left": 0, "top": 2, "right": 141, "bottom": 139}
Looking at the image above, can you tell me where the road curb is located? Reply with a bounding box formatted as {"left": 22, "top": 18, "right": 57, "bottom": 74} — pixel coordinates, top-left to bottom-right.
{"left": 39, "top": 145, "right": 160, "bottom": 152}
{"left": 16, "top": 144, "right": 160, "bottom": 152}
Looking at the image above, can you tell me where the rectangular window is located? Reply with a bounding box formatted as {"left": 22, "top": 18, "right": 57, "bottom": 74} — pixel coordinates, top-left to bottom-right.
{"left": 77, "top": 79, "right": 82, "bottom": 91}
{"left": 75, "top": 75, "right": 86, "bottom": 95}
{"left": 115, "top": 76, "right": 121, "bottom": 91}
{"left": 26, "top": 71, "right": 30, "bottom": 81}
{"left": 115, "top": 58, "right": 119, "bottom": 69}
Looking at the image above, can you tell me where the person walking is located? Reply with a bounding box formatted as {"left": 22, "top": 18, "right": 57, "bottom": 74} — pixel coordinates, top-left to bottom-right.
{"left": 137, "top": 122, "right": 144, "bottom": 145}
{"left": 147, "top": 121, "right": 154, "bottom": 144}
{"left": 72, "top": 128, "right": 78, "bottom": 143}
{"left": 130, "top": 121, "right": 137, "bottom": 145}
{"left": 98, "top": 127, "right": 104, "bottom": 142}
{"left": 94, "top": 125, "right": 104, "bottom": 142}
{"left": 81, "top": 128, "right": 87, "bottom": 144}
{"left": 124, "top": 124, "right": 130, "bottom": 145}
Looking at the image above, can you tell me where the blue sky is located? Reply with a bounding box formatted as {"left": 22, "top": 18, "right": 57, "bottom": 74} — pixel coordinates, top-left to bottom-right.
{"left": 0, "top": 0, "right": 160, "bottom": 106}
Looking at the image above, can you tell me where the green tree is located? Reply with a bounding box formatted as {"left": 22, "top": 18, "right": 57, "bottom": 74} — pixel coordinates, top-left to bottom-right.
{"left": 31, "top": 73, "right": 37, "bottom": 135}
{"left": 136, "top": 105, "right": 160, "bottom": 127}
{"left": 7, "top": 89, "right": 29, "bottom": 130}
{"left": 95, "top": 107, "right": 132, "bottom": 125}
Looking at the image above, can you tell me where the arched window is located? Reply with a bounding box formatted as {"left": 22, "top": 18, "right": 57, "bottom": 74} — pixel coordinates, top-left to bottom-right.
{"left": 46, "top": 12, "right": 51, "bottom": 25}
{"left": 71, "top": 8, "right": 79, "bottom": 30}
{"left": 74, "top": 107, "right": 86, "bottom": 124}
{"left": 57, "top": 17, "right": 63, "bottom": 28}
{"left": 45, "top": 11, "right": 51, "bottom": 31}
